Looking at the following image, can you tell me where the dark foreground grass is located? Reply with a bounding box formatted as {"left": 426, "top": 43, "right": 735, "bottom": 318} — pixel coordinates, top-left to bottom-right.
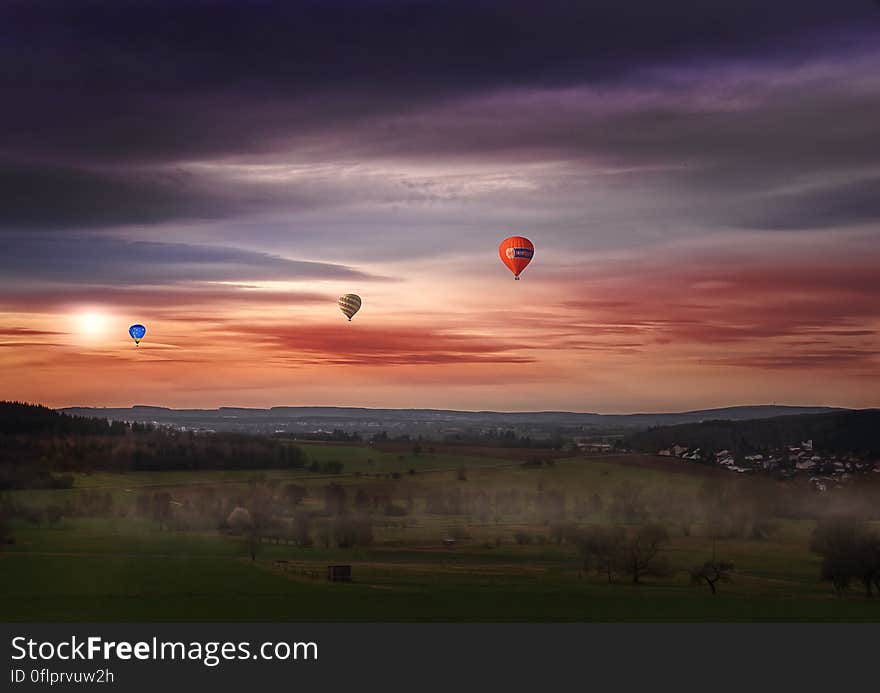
{"left": 2, "top": 553, "right": 879, "bottom": 622}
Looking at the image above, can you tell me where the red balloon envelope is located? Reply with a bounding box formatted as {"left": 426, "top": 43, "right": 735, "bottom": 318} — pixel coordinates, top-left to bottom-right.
{"left": 499, "top": 236, "right": 534, "bottom": 279}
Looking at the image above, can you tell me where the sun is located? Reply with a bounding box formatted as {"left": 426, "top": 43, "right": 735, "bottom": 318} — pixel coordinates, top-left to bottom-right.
{"left": 76, "top": 312, "right": 108, "bottom": 337}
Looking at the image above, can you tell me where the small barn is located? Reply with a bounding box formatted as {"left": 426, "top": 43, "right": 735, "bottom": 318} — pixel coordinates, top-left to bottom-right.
{"left": 327, "top": 565, "right": 352, "bottom": 582}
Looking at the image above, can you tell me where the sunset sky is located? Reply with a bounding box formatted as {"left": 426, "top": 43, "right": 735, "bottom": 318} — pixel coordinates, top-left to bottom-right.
{"left": 2, "top": 1, "right": 879, "bottom": 412}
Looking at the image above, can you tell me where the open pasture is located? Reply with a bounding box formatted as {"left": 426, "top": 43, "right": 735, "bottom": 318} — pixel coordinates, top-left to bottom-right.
{"left": 2, "top": 448, "right": 879, "bottom": 622}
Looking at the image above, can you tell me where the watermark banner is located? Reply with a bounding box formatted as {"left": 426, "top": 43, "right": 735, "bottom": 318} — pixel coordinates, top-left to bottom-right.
{"left": 3, "top": 623, "right": 878, "bottom": 691}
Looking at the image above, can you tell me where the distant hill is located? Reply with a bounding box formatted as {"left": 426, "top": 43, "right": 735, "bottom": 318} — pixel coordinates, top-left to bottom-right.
{"left": 626, "top": 409, "right": 880, "bottom": 457}
{"left": 59, "top": 404, "right": 845, "bottom": 436}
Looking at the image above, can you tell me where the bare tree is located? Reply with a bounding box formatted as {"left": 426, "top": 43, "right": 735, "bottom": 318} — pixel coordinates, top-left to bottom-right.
{"left": 333, "top": 516, "right": 374, "bottom": 548}
{"left": 699, "top": 478, "right": 775, "bottom": 541}
{"left": 550, "top": 522, "right": 576, "bottom": 545}
{"left": 619, "top": 524, "right": 671, "bottom": 584}
{"left": 244, "top": 530, "right": 262, "bottom": 561}
{"left": 811, "top": 518, "right": 880, "bottom": 598}
{"left": 577, "top": 525, "right": 627, "bottom": 583}
{"left": 0, "top": 511, "right": 12, "bottom": 545}
{"left": 293, "top": 511, "right": 313, "bottom": 547}
{"left": 609, "top": 482, "right": 648, "bottom": 522}
{"left": 152, "top": 492, "right": 172, "bottom": 531}
{"left": 324, "top": 483, "right": 347, "bottom": 515}
{"left": 690, "top": 561, "right": 734, "bottom": 595}
{"left": 227, "top": 506, "right": 253, "bottom": 532}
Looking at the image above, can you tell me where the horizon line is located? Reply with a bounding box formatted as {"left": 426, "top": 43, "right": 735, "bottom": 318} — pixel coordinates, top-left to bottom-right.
{"left": 51, "top": 403, "right": 860, "bottom": 417}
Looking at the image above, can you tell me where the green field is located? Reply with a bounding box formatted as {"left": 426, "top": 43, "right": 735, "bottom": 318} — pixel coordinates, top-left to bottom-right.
{"left": 2, "top": 449, "right": 879, "bottom": 622}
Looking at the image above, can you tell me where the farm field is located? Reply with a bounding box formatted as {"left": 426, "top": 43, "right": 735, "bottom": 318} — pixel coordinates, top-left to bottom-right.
{"left": 47, "top": 443, "right": 535, "bottom": 489}
{"left": 2, "top": 450, "right": 879, "bottom": 622}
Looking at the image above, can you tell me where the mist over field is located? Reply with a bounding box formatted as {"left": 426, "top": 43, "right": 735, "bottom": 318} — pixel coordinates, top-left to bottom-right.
{"left": 2, "top": 402, "right": 879, "bottom": 621}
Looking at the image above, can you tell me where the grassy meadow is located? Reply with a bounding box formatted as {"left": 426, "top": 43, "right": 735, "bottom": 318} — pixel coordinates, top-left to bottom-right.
{"left": 2, "top": 445, "right": 879, "bottom": 622}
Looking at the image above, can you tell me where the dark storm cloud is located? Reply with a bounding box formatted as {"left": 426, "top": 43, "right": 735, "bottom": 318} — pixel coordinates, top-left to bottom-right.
{"left": 2, "top": 0, "right": 877, "bottom": 164}
{"left": 286, "top": 67, "right": 880, "bottom": 235}
{"left": 0, "top": 159, "right": 345, "bottom": 230}
{"left": 737, "top": 175, "right": 880, "bottom": 230}
{"left": 1, "top": 1, "right": 879, "bottom": 238}
{"left": 329, "top": 58, "right": 880, "bottom": 175}
{"left": 0, "top": 161, "right": 236, "bottom": 229}
{"left": 0, "top": 234, "right": 376, "bottom": 285}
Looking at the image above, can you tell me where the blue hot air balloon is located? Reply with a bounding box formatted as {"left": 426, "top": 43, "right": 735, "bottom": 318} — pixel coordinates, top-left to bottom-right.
{"left": 129, "top": 324, "right": 146, "bottom": 346}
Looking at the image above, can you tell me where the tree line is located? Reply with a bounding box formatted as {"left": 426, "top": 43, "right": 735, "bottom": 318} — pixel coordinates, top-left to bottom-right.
{"left": 0, "top": 402, "right": 311, "bottom": 488}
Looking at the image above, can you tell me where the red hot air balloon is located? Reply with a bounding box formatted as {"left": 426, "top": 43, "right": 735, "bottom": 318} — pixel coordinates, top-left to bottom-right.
{"left": 499, "top": 236, "right": 534, "bottom": 280}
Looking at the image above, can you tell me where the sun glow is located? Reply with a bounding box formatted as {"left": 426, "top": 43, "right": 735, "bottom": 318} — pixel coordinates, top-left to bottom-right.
{"left": 76, "top": 312, "right": 108, "bottom": 337}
